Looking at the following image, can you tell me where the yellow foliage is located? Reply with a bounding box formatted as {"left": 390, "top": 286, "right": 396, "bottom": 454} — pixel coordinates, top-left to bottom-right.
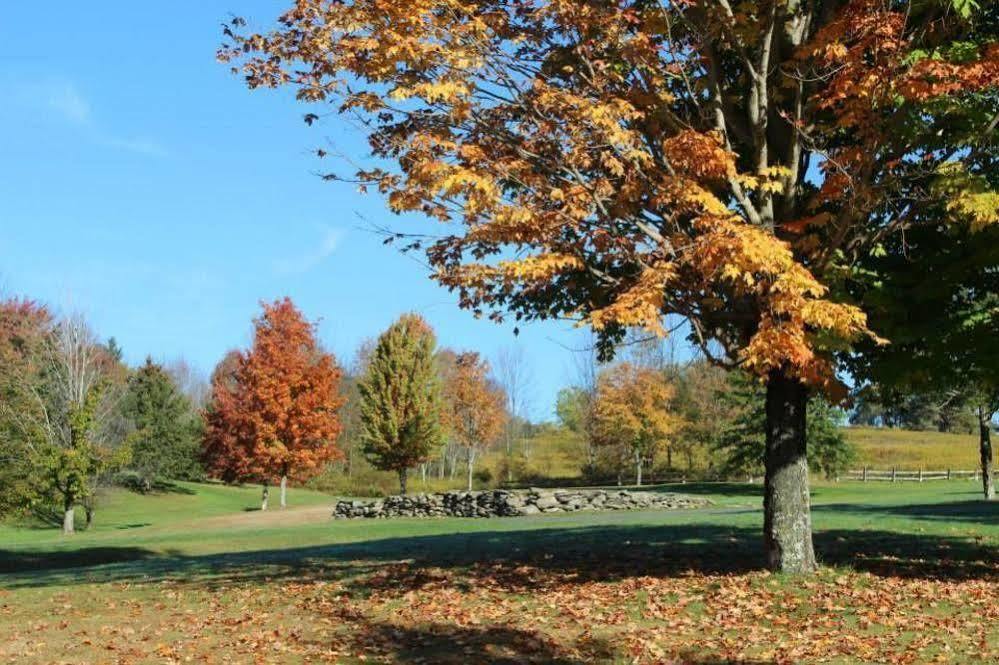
{"left": 591, "top": 363, "right": 680, "bottom": 461}
{"left": 935, "top": 163, "right": 999, "bottom": 232}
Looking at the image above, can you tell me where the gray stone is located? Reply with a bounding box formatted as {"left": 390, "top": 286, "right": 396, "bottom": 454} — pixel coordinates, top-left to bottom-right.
{"left": 331, "top": 488, "right": 710, "bottom": 520}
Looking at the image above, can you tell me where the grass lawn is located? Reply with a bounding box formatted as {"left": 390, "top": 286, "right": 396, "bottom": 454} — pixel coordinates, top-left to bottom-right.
{"left": 1, "top": 480, "right": 996, "bottom": 664}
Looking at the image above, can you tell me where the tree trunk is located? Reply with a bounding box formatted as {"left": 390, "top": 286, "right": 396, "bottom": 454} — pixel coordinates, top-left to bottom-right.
{"left": 85, "top": 505, "right": 94, "bottom": 529}
{"left": 62, "top": 495, "right": 75, "bottom": 535}
{"left": 280, "top": 474, "right": 288, "bottom": 508}
{"left": 763, "top": 370, "right": 817, "bottom": 574}
{"left": 261, "top": 483, "right": 269, "bottom": 511}
{"left": 467, "top": 450, "right": 475, "bottom": 491}
{"left": 398, "top": 468, "right": 407, "bottom": 495}
{"left": 667, "top": 447, "right": 673, "bottom": 470}
{"left": 506, "top": 427, "right": 514, "bottom": 482}
{"left": 635, "top": 452, "right": 643, "bottom": 487}
{"left": 980, "top": 406, "right": 995, "bottom": 501}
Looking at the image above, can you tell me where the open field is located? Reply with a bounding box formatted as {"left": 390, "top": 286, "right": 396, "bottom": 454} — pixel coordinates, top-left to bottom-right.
{"left": 1, "top": 480, "right": 996, "bottom": 664}
{"left": 846, "top": 427, "right": 983, "bottom": 471}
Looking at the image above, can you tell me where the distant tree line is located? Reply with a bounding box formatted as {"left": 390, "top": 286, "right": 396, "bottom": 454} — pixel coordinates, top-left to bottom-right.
{"left": 556, "top": 341, "right": 856, "bottom": 486}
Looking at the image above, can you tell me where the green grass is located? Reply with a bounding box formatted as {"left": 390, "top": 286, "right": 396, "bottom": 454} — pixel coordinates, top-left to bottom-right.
{"left": 0, "top": 480, "right": 335, "bottom": 549}
{"left": 846, "top": 426, "right": 983, "bottom": 470}
{"left": 1, "top": 479, "right": 993, "bottom": 569}
{"left": 1, "top": 480, "right": 996, "bottom": 663}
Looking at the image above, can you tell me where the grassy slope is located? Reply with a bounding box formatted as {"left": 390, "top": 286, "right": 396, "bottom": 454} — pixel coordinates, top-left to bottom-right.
{"left": 845, "top": 426, "right": 982, "bottom": 470}
{"left": 1, "top": 480, "right": 996, "bottom": 663}
{"left": 0, "top": 481, "right": 335, "bottom": 550}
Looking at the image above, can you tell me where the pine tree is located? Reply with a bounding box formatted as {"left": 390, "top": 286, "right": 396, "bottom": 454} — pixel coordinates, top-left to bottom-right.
{"left": 358, "top": 314, "right": 444, "bottom": 495}
{"left": 715, "top": 373, "right": 856, "bottom": 481}
{"left": 120, "top": 358, "right": 203, "bottom": 487}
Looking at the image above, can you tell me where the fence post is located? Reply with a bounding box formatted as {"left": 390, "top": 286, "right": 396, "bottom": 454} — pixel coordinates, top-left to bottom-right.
{"left": 862, "top": 467, "right": 868, "bottom": 482}
{"left": 918, "top": 468, "right": 923, "bottom": 482}
{"left": 891, "top": 467, "right": 897, "bottom": 482}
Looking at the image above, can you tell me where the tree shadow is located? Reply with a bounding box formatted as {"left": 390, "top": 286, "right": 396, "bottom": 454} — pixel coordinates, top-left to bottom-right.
{"left": 311, "top": 617, "right": 764, "bottom": 665}
{"left": 329, "top": 620, "right": 616, "bottom": 664}
{"left": 0, "top": 546, "right": 154, "bottom": 574}
{"left": 2, "top": 519, "right": 994, "bottom": 591}
{"left": 814, "top": 500, "right": 998, "bottom": 526}
{"left": 643, "top": 482, "right": 764, "bottom": 498}
{"left": 148, "top": 480, "right": 197, "bottom": 495}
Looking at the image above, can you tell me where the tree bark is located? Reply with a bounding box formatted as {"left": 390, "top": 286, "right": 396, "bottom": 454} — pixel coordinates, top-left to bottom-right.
{"left": 85, "top": 505, "right": 94, "bottom": 530}
{"left": 398, "top": 468, "right": 408, "bottom": 495}
{"left": 635, "top": 453, "right": 643, "bottom": 487}
{"left": 467, "top": 450, "right": 475, "bottom": 491}
{"left": 261, "top": 483, "right": 269, "bottom": 511}
{"left": 62, "top": 495, "right": 75, "bottom": 535}
{"left": 280, "top": 474, "right": 288, "bottom": 508}
{"left": 764, "top": 370, "right": 817, "bottom": 574}
{"left": 980, "top": 406, "right": 995, "bottom": 501}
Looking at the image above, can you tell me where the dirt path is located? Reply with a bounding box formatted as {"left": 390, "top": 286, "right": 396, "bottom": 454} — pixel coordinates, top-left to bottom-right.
{"left": 192, "top": 503, "right": 336, "bottom": 531}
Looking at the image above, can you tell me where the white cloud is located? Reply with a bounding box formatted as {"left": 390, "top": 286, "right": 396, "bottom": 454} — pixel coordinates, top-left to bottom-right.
{"left": 43, "top": 81, "right": 91, "bottom": 124}
{"left": 103, "top": 135, "right": 169, "bottom": 157}
{"left": 11, "top": 77, "right": 166, "bottom": 157}
{"left": 272, "top": 226, "right": 345, "bottom": 275}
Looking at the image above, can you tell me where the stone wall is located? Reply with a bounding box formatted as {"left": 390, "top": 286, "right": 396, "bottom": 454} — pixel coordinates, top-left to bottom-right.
{"left": 332, "top": 488, "right": 710, "bottom": 519}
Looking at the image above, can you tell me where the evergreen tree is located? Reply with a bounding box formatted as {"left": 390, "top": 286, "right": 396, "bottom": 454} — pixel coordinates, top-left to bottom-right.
{"left": 358, "top": 313, "right": 444, "bottom": 494}
{"left": 715, "top": 373, "right": 856, "bottom": 481}
{"left": 120, "top": 358, "right": 203, "bottom": 487}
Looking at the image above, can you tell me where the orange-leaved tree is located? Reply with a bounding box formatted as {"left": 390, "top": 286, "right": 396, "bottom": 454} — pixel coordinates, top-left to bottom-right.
{"left": 592, "top": 363, "right": 680, "bottom": 487}
{"left": 442, "top": 351, "right": 506, "bottom": 491}
{"left": 221, "top": 1, "right": 998, "bottom": 571}
{"left": 203, "top": 298, "right": 343, "bottom": 509}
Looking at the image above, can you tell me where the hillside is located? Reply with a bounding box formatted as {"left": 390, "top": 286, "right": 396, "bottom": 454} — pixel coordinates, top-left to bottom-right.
{"left": 845, "top": 426, "right": 983, "bottom": 471}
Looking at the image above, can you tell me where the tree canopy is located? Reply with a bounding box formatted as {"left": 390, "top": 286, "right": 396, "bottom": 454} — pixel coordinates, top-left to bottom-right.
{"left": 358, "top": 313, "right": 445, "bottom": 494}
{"left": 202, "top": 298, "right": 344, "bottom": 508}
{"left": 120, "top": 358, "right": 204, "bottom": 485}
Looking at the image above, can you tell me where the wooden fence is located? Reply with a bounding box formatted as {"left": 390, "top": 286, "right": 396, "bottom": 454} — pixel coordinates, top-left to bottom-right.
{"left": 843, "top": 468, "right": 982, "bottom": 482}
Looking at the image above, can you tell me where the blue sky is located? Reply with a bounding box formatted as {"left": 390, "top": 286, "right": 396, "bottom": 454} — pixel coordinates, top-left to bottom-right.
{"left": 0, "top": 0, "right": 665, "bottom": 419}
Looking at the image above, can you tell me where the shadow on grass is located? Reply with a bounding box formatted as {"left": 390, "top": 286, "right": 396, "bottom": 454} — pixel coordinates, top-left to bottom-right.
{"left": 2, "top": 518, "right": 994, "bottom": 590}
{"left": 644, "top": 482, "right": 764, "bottom": 498}
{"left": 336, "top": 620, "right": 616, "bottom": 664}
{"left": 148, "top": 480, "right": 197, "bottom": 495}
{"left": 0, "top": 546, "right": 154, "bottom": 574}
{"left": 814, "top": 500, "right": 998, "bottom": 525}
{"left": 321, "top": 619, "right": 759, "bottom": 665}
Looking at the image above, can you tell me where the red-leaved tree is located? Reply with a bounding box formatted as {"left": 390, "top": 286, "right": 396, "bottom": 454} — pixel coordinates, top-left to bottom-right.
{"left": 203, "top": 298, "right": 344, "bottom": 509}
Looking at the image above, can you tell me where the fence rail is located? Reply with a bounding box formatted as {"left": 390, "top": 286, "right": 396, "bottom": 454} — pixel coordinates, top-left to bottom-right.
{"left": 844, "top": 468, "right": 982, "bottom": 482}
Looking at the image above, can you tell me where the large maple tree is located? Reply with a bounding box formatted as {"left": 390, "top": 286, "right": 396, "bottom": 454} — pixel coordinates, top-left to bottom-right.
{"left": 221, "top": 0, "right": 998, "bottom": 571}
{"left": 203, "top": 298, "right": 344, "bottom": 509}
